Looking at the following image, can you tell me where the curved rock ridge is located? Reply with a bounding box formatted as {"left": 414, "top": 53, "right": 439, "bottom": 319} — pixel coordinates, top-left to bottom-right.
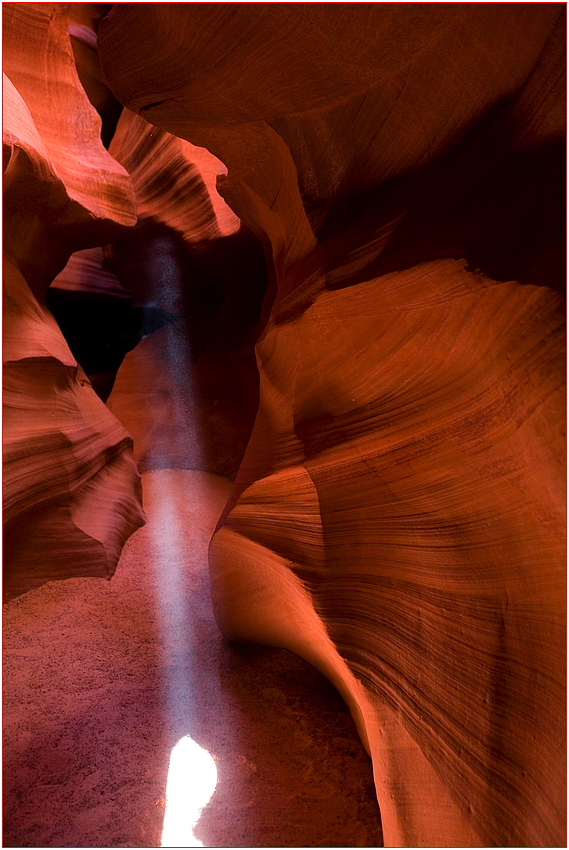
{"left": 66, "top": 2, "right": 125, "bottom": 149}
{"left": 109, "top": 108, "right": 240, "bottom": 249}
{"left": 2, "top": 2, "right": 136, "bottom": 296}
{"left": 100, "top": 4, "right": 568, "bottom": 846}
{"left": 212, "top": 259, "right": 565, "bottom": 849}
{"left": 100, "top": 2, "right": 565, "bottom": 294}
{"left": 3, "top": 2, "right": 135, "bottom": 228}
{"left": 3, "top": 2, "right": 144, "bottom": 600}
{"left": 51, "top": 246, "right": 133, "bottom": 298}
{"left": 3, "top": 258, "right": 145, "bottom": 601}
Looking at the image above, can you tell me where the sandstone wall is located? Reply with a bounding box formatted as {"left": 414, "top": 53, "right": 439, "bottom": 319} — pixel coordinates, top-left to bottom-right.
{"left": 99, "top": 5, "right": 566, "bottom": 846}
{"left": 3, "top": 2, "right": 144, "bottom": 599}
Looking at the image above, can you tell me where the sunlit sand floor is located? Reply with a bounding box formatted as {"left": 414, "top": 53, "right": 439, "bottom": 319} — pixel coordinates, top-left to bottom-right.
{"left": 3, "top": 469, "right": 383, "bottom": 848}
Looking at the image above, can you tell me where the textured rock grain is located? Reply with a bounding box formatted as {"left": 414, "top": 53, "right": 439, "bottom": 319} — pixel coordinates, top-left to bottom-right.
{"left": 99, "top": 4, "right": 566, "bottom": 846}
{"left": 3, "top": 470, "right": 383, "bottom": 849}
{"left": 3, "top": 2, "right": 144, "bottom": 599}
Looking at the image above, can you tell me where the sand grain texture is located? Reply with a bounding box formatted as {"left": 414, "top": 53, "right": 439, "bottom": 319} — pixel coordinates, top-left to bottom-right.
{"left": 3, "top": 470, "right": 383, "bottom": 849}
{"left": 99, "top": 5, "right": 567, "bottom": 845}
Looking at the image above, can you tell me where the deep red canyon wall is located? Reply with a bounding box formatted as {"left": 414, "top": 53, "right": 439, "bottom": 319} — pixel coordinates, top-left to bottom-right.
{"left": 4, "top": 3, "right": 566, "bottom": 847}
{"left": 3, "top": 2, "right": 145, "bottom": 599}
{"left": 98, "top": 5, "right": 566, "bottom": 846}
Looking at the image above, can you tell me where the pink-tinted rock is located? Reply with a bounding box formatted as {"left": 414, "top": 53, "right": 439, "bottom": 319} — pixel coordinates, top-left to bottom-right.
{"left": 3, "top": 3, "right": 135, "bottom": 290}
{"left": 3, "top": 257, "right": 145, "bottom": 600}
{"left": 109, "top": 107, "right": 240, "bottom": 253}
{"left": 99, "top": 5, "right": 566, "bottom": 847}
{"left": 3, "top": 2, "right": 144, "bottom": 599}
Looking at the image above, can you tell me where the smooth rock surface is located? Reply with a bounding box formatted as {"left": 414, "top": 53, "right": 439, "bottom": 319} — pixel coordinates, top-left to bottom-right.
{"left": 99, "top": 5, "right": 567, "bottom": 846}
{"left": 3, "top": 2, "right": 144, "bottom": 600}
{"left": 3, "top": 469, "right": 383, "bottom": 849}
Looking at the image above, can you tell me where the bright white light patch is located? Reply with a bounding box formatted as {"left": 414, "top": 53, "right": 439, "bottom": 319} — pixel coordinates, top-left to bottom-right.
{"left": 161, "top": 735, "right": 218, "bottom": 848}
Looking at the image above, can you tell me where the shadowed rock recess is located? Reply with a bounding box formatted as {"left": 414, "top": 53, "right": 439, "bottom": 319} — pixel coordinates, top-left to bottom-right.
{"left": 3, "top": 3, "right": 566, "bottom": 848}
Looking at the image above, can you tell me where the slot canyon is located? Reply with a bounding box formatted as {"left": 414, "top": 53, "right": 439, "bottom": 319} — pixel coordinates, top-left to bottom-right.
{"left": 2, "top": 3, "right": 566, "bottom": 848}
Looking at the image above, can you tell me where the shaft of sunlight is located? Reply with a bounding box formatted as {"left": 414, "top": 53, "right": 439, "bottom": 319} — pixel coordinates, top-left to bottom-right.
{"left": 141, "top": 251, "right": 217, "bottom": 847}
{"left": 161, "top": 735, "right": 218, "bottom": 848}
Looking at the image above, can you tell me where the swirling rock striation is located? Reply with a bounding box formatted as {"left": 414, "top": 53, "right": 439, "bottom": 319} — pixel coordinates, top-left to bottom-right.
{"left": 45, "top": 6, "right": 263, "bottom": 477}
{"left": 99, "top": 4, "right": 566, "bottom": 847}
{"left": 3, "top": 2, "right": 144, "bottom": 600}
{"left": 102, "top": 108, "right": 266, "bottom": 478}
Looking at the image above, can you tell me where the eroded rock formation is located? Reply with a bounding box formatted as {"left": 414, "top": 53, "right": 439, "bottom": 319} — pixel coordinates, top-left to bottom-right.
{"left": 102, "top": 107, "right": 268, "bottom": 477}
{"left": 3, "top": 2, "right": 144, "bottom": 599}
{"left": 3, "top": 2, "right": 566, "bottom": 847}
{"left": 98, "top": 4, "right": 566, "bottom": 847}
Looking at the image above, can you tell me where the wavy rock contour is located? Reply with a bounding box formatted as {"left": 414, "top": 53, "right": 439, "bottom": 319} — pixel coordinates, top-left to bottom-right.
{"left": 3, "top": 2, "right": 144, "bottom": 600}
{"left": 2, "top": 2, "right": 562, "bottom": 845}
{"left": 99, "top": 5, "right": 566, "bottom": 846}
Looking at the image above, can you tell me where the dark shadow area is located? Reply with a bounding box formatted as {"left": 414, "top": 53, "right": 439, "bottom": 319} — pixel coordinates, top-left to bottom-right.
{"left": 46, "top": 287, "right": 177, "bottom": 401}
{"left": 47, "top": 219, "right": 267, "bottom": 477}
{"left": 47, "top": 221, "right": 269, "bottom": 478}
{"left": 105, "top": 220, "right": 269, "bottom": 479}
{"left": 105, "top": 219, "right": 269, "bottom": 359}
{"left": 320, "top": 95, "right": 566, "bottom": 296}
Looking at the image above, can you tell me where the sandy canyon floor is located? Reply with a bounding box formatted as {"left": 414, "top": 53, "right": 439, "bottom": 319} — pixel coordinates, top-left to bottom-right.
{"left": 3, "top": 468, "right": 383, "bottom": 848}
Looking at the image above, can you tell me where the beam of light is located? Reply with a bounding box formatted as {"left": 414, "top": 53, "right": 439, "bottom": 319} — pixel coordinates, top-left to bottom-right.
{"left": 135, "top": 221, "right": 228, "bottom": 846}
{"left": 161, "top": 735, "right": 218, "bottom": 848}
{"left": 140, "top": 248, "right": 216, "bottom": 846}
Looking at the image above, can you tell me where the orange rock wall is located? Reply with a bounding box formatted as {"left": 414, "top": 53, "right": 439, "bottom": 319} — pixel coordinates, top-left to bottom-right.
{"left": 3, "top": 2, "right": 144, "bottom": 599}
{"left": 99, "top": 5, "right": 566, "bottom": 847}
{"left": 3, "top": 3, "right": 565, "bottom": 846}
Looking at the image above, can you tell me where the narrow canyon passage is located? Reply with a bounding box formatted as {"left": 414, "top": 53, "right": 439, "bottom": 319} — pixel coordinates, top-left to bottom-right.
{"left": 4, "top": 4, "right": 565, "bottom": 847}
{"left": 3, "top": 472, "right": 383, "bottom": 848}
{"left": 2, "top": 10, "right": 382, "bottom": 839}
{"left": 3, "top": 250, "right": 384, "bottom": 847}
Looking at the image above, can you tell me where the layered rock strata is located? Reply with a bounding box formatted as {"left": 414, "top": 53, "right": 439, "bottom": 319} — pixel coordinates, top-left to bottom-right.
{"left": 3, "top": 2, "right": 144, "bottom": 599}
{"left": 99, "top": 4, "right": 566, "bottom": 847}
{"left": 103, "top": 107, "right": 267, "bottom": 477}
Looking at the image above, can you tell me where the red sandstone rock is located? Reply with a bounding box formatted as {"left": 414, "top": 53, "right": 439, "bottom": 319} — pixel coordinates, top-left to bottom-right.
{"left": 103, "top": 111, "right": 266, "bottom": 478}
{"left": 45, "top": 16, "right": 260, "bottom": 477}
{"left": 3, "top": 3, "right": 135, "bottom": 280}
{"left": 67, "top": 1, "right": 124, "bottom": 145}
{"left": 109, "top": 107, "right": 240, "bottom": 253}
{"left": 99, "top": 4, "right": 566, "bottom": 847}
{"left": 3, "top": 252, "right": 145, "bottom": 600}
{"left": 3, "top": 2, "right": 144, "bottom": 600}
{"left": 211, "top": 258, "right": 565, "bottom": 849}
{"left": 100, "top": 3, "right": 565, "bottom": 295}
